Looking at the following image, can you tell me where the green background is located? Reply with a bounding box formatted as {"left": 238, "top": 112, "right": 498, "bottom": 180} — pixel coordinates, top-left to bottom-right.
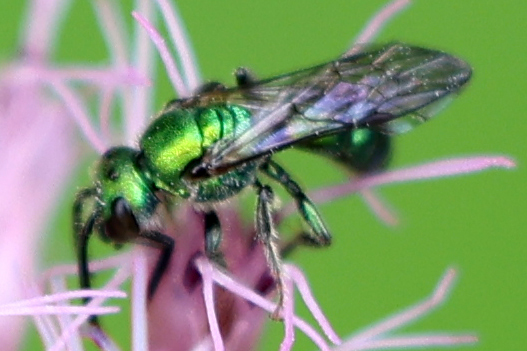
{"left": 1, "top": 0, "right": 525, "bottom": 350}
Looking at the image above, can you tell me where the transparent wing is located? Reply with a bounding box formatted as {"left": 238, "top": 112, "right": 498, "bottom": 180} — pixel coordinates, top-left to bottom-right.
{"left": 194, "top": 43, "right": 472, "bottom": 173}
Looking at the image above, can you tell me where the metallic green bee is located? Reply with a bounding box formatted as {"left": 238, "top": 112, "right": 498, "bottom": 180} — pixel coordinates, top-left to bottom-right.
{"left": 74, "top": 43, "right": 471, "bottom": 315}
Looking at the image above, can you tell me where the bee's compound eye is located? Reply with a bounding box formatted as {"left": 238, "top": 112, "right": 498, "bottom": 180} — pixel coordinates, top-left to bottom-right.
{"left": 105, "top": 197, "right": 140, "bottom": 242}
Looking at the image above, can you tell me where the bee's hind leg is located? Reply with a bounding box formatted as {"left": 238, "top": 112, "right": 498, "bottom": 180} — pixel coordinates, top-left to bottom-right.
{"left": 254, "top": 180, "right": 287, "bottom": 319}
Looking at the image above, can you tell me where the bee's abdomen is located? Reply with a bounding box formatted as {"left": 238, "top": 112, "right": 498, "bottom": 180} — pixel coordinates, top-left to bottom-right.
{"left": 195, "top": 105, "right": 251, "bottom": 149}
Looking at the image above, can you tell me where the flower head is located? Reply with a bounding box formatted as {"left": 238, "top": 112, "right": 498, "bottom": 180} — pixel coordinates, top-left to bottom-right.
{"left": 0, "top": 0, "right": 515, "bottom": 351}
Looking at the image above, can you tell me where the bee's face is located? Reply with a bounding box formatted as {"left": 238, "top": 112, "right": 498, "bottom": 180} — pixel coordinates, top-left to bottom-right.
{"left": 95, "top": 147, "right": 157, "bottom": 223}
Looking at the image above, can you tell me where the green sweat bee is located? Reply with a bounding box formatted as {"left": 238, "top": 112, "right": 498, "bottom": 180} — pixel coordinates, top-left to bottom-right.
{"left": 73, "top": 43, "right": 471, "bottom": 318}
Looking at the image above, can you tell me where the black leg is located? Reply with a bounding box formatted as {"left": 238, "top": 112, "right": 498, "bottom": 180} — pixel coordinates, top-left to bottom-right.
{"left": 73, "top": 188, "right": 99, "bottom": 325}
{"left": 73, "top": 188, "right": 97, "bottom": 244}
{"left": 203, "top": 210, "right": 226, "bottom": 267}
{"left": 77, "top": 216, "right": 96, "bottom": 301}
{"left": 254, "top": 180, "right": 285, "bottom": 312}
{"left": 137, "top": 230, "right": 175, "bottom": 300}
{"left": 261, "top": 160, "right": 332, "bottom": 247}
{"left": 235, "top": 67, "right": 257, "bottom": 88}
{"left": 280, "top": 231, "right": 325, "bottom": 258}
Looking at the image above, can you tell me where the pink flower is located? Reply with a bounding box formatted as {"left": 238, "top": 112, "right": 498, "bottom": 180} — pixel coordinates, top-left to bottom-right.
{"left": 0, "top": 0, "right": 515, "bottom": 350}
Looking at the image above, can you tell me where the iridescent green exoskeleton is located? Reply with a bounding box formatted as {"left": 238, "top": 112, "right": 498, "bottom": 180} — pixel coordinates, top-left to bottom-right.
{"left": 73, "top": 43, "right": 471, "bottom": 322}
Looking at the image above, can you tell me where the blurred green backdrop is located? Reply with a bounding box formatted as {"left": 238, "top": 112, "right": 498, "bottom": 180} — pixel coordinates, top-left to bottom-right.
{"left": 0, "top": 0, "right": 525, "bottom": 350}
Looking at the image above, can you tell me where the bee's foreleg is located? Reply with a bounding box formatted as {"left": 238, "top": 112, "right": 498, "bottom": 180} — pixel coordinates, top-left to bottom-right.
{"left": 73, "top": 188, "right": 99, "bottom": 326}
{"left": 137, "top": 230, "right": 175, "bottom": 300}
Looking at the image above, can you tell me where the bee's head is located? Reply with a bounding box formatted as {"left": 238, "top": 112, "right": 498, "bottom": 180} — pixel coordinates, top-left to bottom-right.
{"left": 95, "top": 146, "right": 159, "bottom": 242}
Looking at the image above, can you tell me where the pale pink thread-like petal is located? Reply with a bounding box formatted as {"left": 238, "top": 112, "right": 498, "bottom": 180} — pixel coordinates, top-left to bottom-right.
{"left": 32, "top": 305, "right": 57, "bottom": 349}
{"left": 24, "top": 281, "right": 123, "bottom": 351}
{"left": 280, "top": 156, "right": 514, "bottom": 221}
{"left": 92, "top": 0, "right": 129, "bottom": 66}
{"left": 352, "top": 334, "right": 477, "bottom": 350}
{"left": 285, "top": 264, "right": 342, "bottom": 345}
{"left": 127, "top": 0, "right": 155, "bottom": 142}
{"left": 48, "top": 277, "right": 83, "bottom": 351}
{"left": 156, "top": 0, "right": 202, "bottom": 91}
{"left": 1, "top": 290, "right": 125, "bottom": 309}
{"left": 39, "top": 250, "right": 131, "bottom": 342}
{"left": 200, "top": 257, "right": 225, "bottom": 351}
{"left": 48, "top": 79, "right": 107, "bottom": 153}
{"left": 85, "top": 325, "right": 122, "bottom": 351}
{"left": 132, "top": 11, "right": 189, "bottom": 98}
{"left": 359, "top": 189, "right": 399, "bottom": 226}
{"left": 350, "top": 269, "right": 457, "bottom": 342}
{"left": 333, "top": 269, "right": 478, "bottom": 351}
{"left": 26, "top": 282, "right": 60, "bottom": 349}
{"left": 41, "top": 252, "right": 132, "bottom": 283}
{"left": 93, "top": 0, "right": 153, "bottom": 147}
{"left": 194, "top": 257, "right": 331, "bottom": 351}
{"left": 310, "top": 156, "right": 516, "bottom": 206}
{"left": 49, "top": 265, "right": 131, "bottom": 351}
{"left": 279, "top": 276, "right": 296, "bottom": 351}
{"left": 0, "top": 305, "right": 121, "bottom": 316}
{"left": 41, "top": 66, "right": 149, "bottom": 87}
{"left": 132, "top": 249, "right": 148, "bottom": 351}
{"left": 99, "top": 87, "right": 114, "bottom": 142}
{"left": 21, "top": 0, "right": 72, "bottom": 58}
{"left": 351, "top": 0, "right": 411, "bottom": 49}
